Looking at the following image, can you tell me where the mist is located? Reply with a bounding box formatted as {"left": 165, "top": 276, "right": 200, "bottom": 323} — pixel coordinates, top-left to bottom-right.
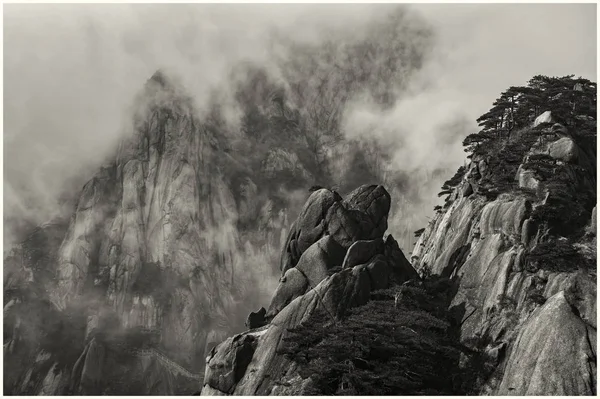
{"left": 4, "top": 3, "right": 597, "bottom": 251}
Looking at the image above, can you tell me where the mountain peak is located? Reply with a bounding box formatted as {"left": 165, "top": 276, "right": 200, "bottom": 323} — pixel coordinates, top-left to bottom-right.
{"left": 148, "top": 69, "right": 170, "bottom": 88}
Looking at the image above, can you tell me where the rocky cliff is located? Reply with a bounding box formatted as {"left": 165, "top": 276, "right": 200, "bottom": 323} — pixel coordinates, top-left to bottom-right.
{"left": 201, "top": 75, "right": 597, "bottom": 395}
{"left": 410, "top": 76, "right": 597, "bottom": 394}
{"left": 411, "top": 138, "right": 596, "bottom": 394}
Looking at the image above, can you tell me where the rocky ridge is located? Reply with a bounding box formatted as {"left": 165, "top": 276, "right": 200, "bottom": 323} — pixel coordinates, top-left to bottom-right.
{"left": 202, "top": 184, "right": 419, "bottom": 395}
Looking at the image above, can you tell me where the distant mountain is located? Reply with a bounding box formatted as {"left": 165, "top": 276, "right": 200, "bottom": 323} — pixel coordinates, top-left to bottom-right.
{"left": 3, "top": 15, "right": 435, "bottom": 391}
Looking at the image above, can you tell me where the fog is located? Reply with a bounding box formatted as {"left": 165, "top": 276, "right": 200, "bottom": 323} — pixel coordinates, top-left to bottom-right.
{"left": 4, "top": 3, "right": 596, "bottom": 250}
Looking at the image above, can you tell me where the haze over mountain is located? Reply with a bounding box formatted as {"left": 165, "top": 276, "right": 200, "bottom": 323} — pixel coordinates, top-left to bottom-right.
{"left": 5, "top": 4, "right": 596, "bottom": 250}
{"left": 3, "top": 3, "right": 597, "bottom": 396}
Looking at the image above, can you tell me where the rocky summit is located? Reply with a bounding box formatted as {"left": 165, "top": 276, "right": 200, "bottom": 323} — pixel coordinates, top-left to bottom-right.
{"left": 202, "top": 184, "right": 418, "bottom": 395}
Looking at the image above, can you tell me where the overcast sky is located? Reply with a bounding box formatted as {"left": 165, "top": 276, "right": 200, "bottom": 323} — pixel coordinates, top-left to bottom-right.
{"left": 3, "top": 3, "right": 597, "bottom": 246}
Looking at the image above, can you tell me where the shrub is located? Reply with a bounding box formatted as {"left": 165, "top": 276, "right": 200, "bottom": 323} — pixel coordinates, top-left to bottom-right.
{"left": 441, "top": 166, "right": 467, "bottom": 191}
{"left": 530, "top": 169, "right": 593, "bottom": 237}
{"left": 419, "top": 263, "right": 433, "bottom": 280}
{"left": 522, "top": 154, "right": 557, "bottom": 181}
{"left": 38, "top": 305, "right": 87, "bottom": 369}
{"left": 526, "top": 289, "right": 546, "bottom": 306}
{"left": 477, "top": 128, "right": 539, "bottom": 198}
{"left": 525, "top": 240, "right": 591, "bottom": 273}
{"left": 279, "top": 279, "right": 470, "bottom": 395}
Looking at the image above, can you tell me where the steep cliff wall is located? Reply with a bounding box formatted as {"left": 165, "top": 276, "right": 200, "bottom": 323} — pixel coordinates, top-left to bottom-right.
{"left": 410, "top": 115, "right": 596, "bottom": 393}
{"left": 3, "top": 71, "right": 294, "bottom": 395}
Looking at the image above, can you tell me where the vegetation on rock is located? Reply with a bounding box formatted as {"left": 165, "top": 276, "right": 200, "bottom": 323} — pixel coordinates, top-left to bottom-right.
{"left": 278, "top": 277, "right": 492, "bottom": 395}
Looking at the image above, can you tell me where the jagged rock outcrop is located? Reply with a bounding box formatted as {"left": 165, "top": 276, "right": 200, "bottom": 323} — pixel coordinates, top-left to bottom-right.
{"left": 279, "top": 185, "right": 391, "bottom": 273}
{"left": 280, "top": 189, "right": 340, "bottom": 273}
{"left": 202, "top": 185, "right": 418, "bottom": 395}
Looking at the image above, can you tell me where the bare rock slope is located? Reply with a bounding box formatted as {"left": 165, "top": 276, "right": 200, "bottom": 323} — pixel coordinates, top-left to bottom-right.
{"left": 411, "top": 120, "right": 596, "bottom": 394}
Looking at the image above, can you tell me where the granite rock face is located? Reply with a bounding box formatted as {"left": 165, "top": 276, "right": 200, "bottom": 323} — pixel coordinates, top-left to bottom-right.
{"left": 202, "top": 185, "right": 417, "bottom": 395}
{"left": 497, "top": 292, "right": 596, "bottom": 395}
{"left": 279, "top": 185, "right": 391, "bottom": 273}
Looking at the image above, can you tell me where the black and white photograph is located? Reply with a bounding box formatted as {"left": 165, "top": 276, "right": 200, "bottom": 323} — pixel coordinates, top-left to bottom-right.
{"left": 3, "top": 2, "right": 597, "bottom": 396}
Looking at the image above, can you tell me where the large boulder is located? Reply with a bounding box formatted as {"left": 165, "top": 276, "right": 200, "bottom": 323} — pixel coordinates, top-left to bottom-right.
{"left": 342, "top": 238, "right": 384, "bottom": 269}
{"left": 343, "top": 184, "right": 391, "bottom": 240}
{"left": 325, "top": 185, "right": 391, "bottom": 249}
{"left": 325, "top": 202, "right": 367, "bottom": 248}
{"left": 279, "top": 189, "right": 340, "bottom": 273}
{"left": 533, "top": 110, "right": 553, "bottom": 127}
{"left": 294, "top": 235, "right": 346, "bottom": 288}
{"left": 280, "top": 185, "right": 391, "bottom": 270}
{"left": 266, "top": 268, "right": 309, "bottom": 319}
{"left": 516, "top": 165, "right": 540, "bottom": 191}
{"left": 547, "top": 137, "right": 579, "bottom": 163}
{"left": 204, "top": 334, "right": 259, "bottom": 395}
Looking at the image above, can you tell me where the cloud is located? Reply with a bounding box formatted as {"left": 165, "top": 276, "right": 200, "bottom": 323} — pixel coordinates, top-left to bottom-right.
{"left": 3, "top": 4, "right": 395, "bottom": 245}
{"left": 3, "top": 3, "right": 596, "bottom": 252}
{"left": 338, "top": 3, "right": 596, "bottom": 250}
